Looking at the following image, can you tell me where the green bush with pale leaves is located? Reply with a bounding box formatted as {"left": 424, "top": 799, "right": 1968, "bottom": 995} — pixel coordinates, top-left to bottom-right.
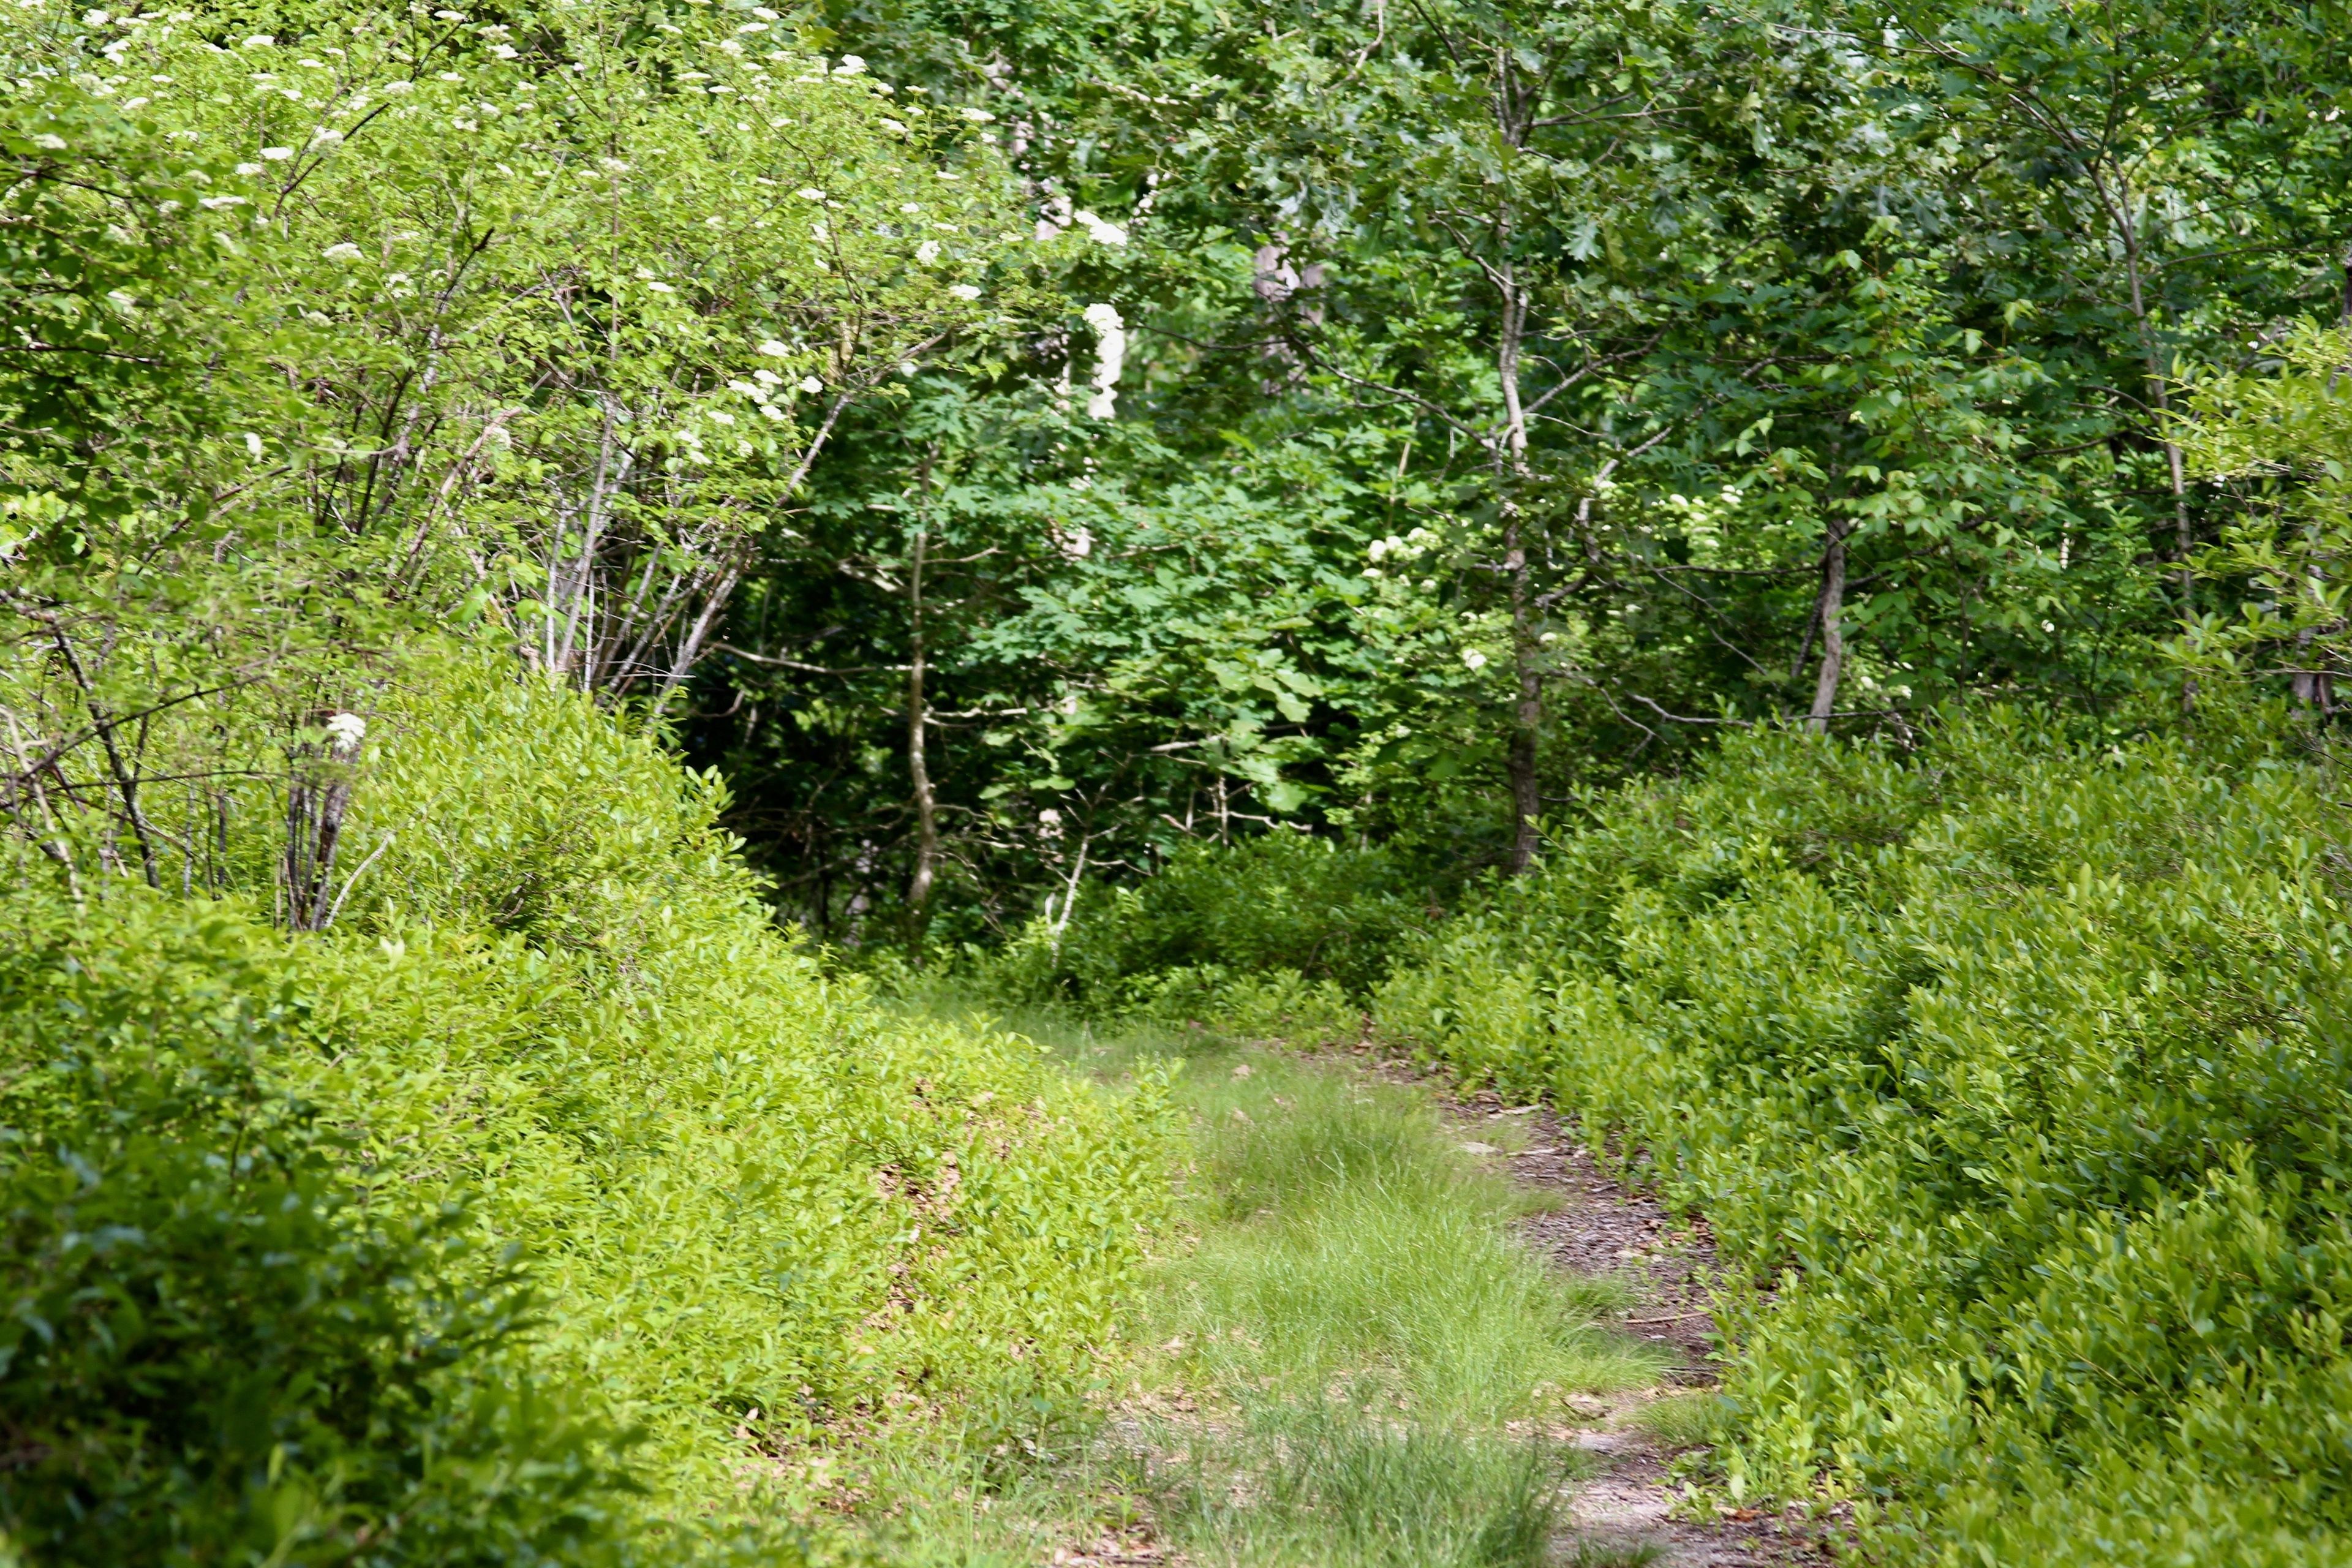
{"left": 1379, "top": 703, "right": 2352, "bottom": 1565}
{"left": 0, "top": 654, "right": 1171, "bottom": 1564}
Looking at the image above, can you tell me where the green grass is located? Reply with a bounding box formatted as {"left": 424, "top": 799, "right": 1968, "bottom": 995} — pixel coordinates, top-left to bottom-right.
{"left": 869, "top": 1001, "right": 1670, "bottom": 1567}
{"left": 1630, "top": 1392, "right": 1728, "bottom": 1453}
{"left": 1157, "top": 1046, "right": 1658, "bottom": 1427}
{"left": 1150, "top": 1401, "right": 1580, "bottom": 1568}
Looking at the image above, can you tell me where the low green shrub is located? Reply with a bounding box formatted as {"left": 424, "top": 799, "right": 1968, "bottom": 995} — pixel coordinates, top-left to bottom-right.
{"left": 0, "top": 897, "right": 639, "bottom": 1568}
{"left": 967, "top": 834, "right": 1428, "bottom": 1013}
{"left": 1378, "top": 700, "right": 2352, "bottom": 1564}
{"left": 1115, "top": 965, "right": 1360, "bottom": 1044}
{"left": 0, "top": 650, "right": 1175, "bottom": 1561}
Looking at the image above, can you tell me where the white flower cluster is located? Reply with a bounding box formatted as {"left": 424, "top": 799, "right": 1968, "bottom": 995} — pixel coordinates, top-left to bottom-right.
{"left": 1081, "top": 302, "right": 1124, "bottom": 420}
{"left": 1365, "top": 527, "right": 1437, "bottom": 563}
{"left": 1072, "top": 209, "right": 1127, "bottom": 246}
{"left": 1034, "top": 194, "right": 1129, "bottom": 247}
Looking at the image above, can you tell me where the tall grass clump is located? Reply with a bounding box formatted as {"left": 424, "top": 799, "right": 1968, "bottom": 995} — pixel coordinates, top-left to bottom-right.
{"left": 1162, "top": 1052, "right": 1653, "bottom": 1425}
{"left": 0, "top": 650, "right": 1172, "bottom": 1562}
{"left": 1378, "top": 699, "right": 2352, "bottom": 1564}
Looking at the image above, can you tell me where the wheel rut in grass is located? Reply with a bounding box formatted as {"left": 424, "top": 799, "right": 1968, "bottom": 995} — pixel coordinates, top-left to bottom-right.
{"left": 1372, "top": 1052, "right": 1836, "bottom": 1567}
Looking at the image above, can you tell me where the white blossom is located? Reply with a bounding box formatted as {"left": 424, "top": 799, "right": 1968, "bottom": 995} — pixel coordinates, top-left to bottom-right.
{"left": 758, "top": 339, "right": 791, "bottom": 356}
{"left": 323, "top": 712, "right": 366, "bottom": 753}
{"left": 799, "top": 375, "right": 824, "bottom": 393}
{"left": 1072, "top": 208, "right": 1127, "bottom": 246}
{"left": 322, "top": 242, "right": 363, "bottom": 261}
{"left": 1081, "top": 301, "right": 1125, "bottom": 419}
{"left": 259, "top": 145, "right": 293, "bottom": 160}
{"left": 916, "top": 239, "right": 941, "bottom": 264}
{"left": 1461, "top": 649, "right": 1488, "bottom": 671}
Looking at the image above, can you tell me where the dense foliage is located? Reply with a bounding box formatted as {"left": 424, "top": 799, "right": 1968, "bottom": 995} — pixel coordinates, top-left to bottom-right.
{"left": 0, "top": 6, "right": 1171, "bottom": 1548}
{"left": 1367, "top": 707, "right": 2352, "bottom": 1564}
{"left": 0, "top": 902, "right": 633, "bottom": 1568}
{"left": 688, "top": 0, "right": 2352, "bottom": 937}
{"left": 13, "top": 0, "right": 2352, "bottom": 1562}
{"left": 0, "top": 651, "right": 1172, "bottom": 1564}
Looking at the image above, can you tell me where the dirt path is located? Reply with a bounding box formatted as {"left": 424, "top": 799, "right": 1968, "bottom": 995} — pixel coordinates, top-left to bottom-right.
{"left": 1041, "top": 1031, "right": 1838, "bottom": 1568}
{"left": 1404, "top": 1067, "right": 1836, "bottom": 1566}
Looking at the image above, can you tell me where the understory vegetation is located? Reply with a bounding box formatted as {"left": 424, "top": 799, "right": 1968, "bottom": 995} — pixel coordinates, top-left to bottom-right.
{"left": 988, "top": 702, "right": 2352, "bottom": 1565}
{"left": 0, "top": 651, "right": 1172, "bottom": 1563}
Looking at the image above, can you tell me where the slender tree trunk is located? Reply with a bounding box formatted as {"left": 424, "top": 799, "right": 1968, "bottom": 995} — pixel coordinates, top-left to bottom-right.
{"left": 2110, "top": 187, "right": 2194, "bottom": 618}
{"left": 1807, "top": 522, "right": 1848, "bottom": 734}
{"left": 285, "top": 717, "right": 359, "bottom": 932}
{"left": 903, "top": 525, "right": 938, "bottom": 956}
{"left": 1495, "top": 272, "right": 1544, "bottom": 873}
{"left": 49, "top": 625, "right": 159, "bottom": 887}
{"left": 1504, "top": 512, "right": 1543, "bottom": 872}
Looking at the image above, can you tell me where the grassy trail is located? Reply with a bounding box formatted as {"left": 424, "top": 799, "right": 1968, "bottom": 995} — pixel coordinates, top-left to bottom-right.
{"left": 872, "top": 1014, "right": 1782, "bottom": 1568}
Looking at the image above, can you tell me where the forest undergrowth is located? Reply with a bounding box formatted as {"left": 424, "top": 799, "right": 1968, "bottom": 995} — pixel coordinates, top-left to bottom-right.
{"left": 10, "top": 1, "right": 2352, "bottom": 1564}
{"left": 960, "top": 699, "right": 2352, "bottom": 1567}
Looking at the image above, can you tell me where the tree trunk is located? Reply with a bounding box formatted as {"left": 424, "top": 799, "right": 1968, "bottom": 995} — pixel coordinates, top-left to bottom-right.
{"left": 285, "top": 716, "right": 360, "bottom": 931}
{"left": 1495, "top": 271, "right": 1544, "bottom": 873}
{"left": 1807, "top": 522, "right": 1848, "bottom": 734}
{"left": 903, "top": 525, "right": 939, "bottom": 956}
{"left": 1504, "top": 511, "right": 1543, "bottom": 872}
{"left": 2108, "top": 184, "right": 2194, "bottom": 620}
